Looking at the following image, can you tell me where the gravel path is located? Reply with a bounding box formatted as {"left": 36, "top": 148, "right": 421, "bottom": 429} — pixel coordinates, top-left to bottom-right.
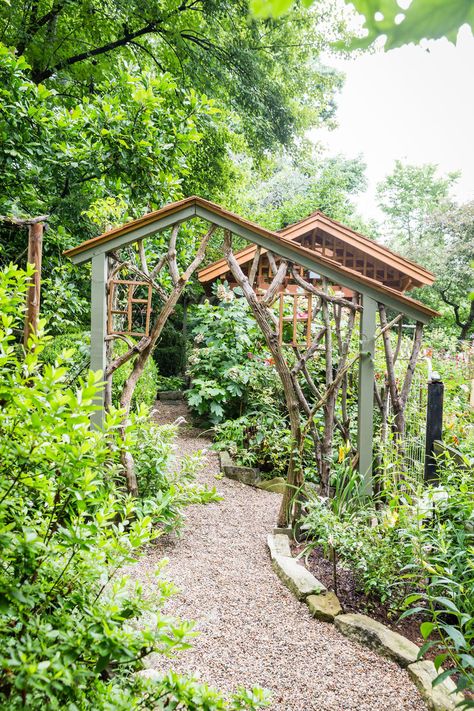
{"left": 133, "top": 401, "right": 426, "bottom": 711}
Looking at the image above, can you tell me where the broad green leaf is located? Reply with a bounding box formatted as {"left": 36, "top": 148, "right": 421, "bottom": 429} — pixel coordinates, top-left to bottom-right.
{"left": 420, "top": 621, "right": 436, "bottom": 640}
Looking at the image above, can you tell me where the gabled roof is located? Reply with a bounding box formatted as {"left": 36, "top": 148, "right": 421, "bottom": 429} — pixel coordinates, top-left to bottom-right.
{"left": 64, "top": 196, "right": 438, "bottom": 322}
{"left": 198, "top": 210, "right": 434, "bottom": 289}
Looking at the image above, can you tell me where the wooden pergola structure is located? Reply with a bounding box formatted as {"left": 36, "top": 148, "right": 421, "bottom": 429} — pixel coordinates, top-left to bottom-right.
{"left": 65, "top": 196, "right": 437, "bottom": 520}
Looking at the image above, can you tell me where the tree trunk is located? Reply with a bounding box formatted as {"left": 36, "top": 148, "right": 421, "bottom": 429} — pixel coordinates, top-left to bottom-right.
{"left": 115, "top": 224, "right": 216, "bottom": 495}
{"left": 223, "top": 236, "right": 303, "bottom": 526}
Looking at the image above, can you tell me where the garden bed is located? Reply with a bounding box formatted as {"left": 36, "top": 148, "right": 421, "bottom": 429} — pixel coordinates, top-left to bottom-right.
{"left": 292, "top": 542, "right": 429, "bottom": 652}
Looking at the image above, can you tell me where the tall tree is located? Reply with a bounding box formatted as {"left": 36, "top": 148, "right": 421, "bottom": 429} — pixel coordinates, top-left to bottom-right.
{"left": 1, "top": 0, "right": 344, "bottom": 152}
{"left": 428, "top": 202, "right": 474, "bottom": 341}
{"left": 377, "top": 161, "right": 458, "bottom": 253}
{"left": 0, "top": 2, "right": 347, "bottom": 329}
{"left": 235, "top": 147, "right": 373, "bottom": 233}
{"left": 377, "top": 161, "right": 473, "bottom": 341}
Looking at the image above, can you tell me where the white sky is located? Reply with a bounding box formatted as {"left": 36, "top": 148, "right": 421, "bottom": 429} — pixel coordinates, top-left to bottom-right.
{"left": 309, "top": 26, "right": 474, "bottom": 220}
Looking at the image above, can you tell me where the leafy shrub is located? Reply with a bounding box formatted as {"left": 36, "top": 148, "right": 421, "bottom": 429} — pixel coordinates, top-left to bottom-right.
{"left": 214, "top": 409, "right": 293, "bottom": 476}
{"left": 187, "top": 287, "right": 263, "bottom": 423}
{"left": 0, "top": 264, "right": 269, "bottom": 710}
{"left": 128, "top": 408, "right": 220, "bottom": 531}
{"left": 301, "top": 492, "right": 418, "bottom": 604}
{"left": 40, "top": 330, "right": 90, "bottom": 383}
{"left": 156, "top": 374, "right": 186, "bottom": 391}
{"left": 402, "top": 458, "right": 474, "bottom": 703}
{"left": 41, "top": 263, "right": 90, "bottom": 334}
{"left": 153, "top": 319, "right": 186, "bottom": 376}
{"left": 303, "top": 451, "right": 474, "bottom": 706}
{"left": 112, "top": 339, "right": 159, "bottom": 409}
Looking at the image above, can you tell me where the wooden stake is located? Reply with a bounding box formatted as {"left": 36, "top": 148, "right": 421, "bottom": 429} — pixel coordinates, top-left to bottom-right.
{"left": 24, "top": 222, "right": 44, "bottom": 348}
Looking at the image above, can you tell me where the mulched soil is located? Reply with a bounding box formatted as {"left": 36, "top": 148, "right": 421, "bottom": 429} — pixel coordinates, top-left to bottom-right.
{"left": 292, "top": 543, "right": 428, "bottom": 648}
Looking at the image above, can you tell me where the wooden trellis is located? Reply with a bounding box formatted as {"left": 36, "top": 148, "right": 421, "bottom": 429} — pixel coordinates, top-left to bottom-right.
{"left": 65, "top": 196, "right": 437, "bottom": 523}
{"left": 278, "top": 292, "right": 313, "bottom": 347}
{"left": 107, "top": 278, "right": 152, "bottom": 337}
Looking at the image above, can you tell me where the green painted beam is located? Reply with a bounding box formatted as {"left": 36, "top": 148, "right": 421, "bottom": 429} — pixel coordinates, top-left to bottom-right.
{"left": 69, "top": 205, "right": 197, "bottom": 265}
{"left": 194, "top": 206, "right": 432, "bottom": 323}
{"left": 357, "top": 294, "right": 377, "bottom": 495}
{"left": 90, "top": 253, "right": 107, "bottom": 428}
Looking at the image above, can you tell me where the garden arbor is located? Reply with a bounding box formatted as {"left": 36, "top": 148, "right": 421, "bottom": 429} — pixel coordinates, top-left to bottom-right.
{"left": 66, "top": 196, "right": 437, "bottom": 524}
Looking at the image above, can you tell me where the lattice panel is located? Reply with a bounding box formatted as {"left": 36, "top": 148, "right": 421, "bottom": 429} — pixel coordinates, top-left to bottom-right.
{"left": 278, "top": 292, "right": 313, "bottom": 347}
{"left": 108, "top": 279, "right": 152, "bottom": 337}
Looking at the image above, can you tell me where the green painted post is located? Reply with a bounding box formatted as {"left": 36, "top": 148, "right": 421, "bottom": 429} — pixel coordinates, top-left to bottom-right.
{"left": 90, "top": 253, "right": 107, "bottom": 428}
{"left": 358, "top": 294, "right": 376, "bottom": 495}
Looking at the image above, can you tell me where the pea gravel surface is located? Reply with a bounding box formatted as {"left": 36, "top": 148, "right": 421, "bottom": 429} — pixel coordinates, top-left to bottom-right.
{"left": 133, "top": 400, "right": 426, "bottom": 711}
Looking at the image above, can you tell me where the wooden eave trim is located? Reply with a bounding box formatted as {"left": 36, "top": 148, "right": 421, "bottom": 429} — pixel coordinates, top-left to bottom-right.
{"left": 193, "top": 203, "right": 438, "bottom": 321}
{"left": 199, "top": 217, "right": 434, "bottom": 288}
{"left": 64, "top": 196, "right": 198, "bottom": 258}
{"left": 64, "top": 195, "right": 437, "bottom": 320}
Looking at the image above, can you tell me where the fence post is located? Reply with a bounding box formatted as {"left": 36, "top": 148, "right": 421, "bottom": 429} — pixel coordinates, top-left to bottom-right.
{"left": 90, "top": 252, "right": 108, "bottom": 429}
{"left": 424, "top": 373, "right": 444, "bottom": 482}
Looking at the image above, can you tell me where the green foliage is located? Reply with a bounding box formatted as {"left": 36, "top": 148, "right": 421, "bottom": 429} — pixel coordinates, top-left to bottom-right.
{"left": 250, "top": 0, "right": 474, "bottom": 49}
{"left": 0, "top": 265, "right": 184, "bottom": 706}
{"left": 130, "top": 672, "right": 271, "bottom": 710}
{"left": 40, "top": 263, "right": 90, "bottom": 334}
{"left": 127, "top": 410, "right": 220, "bottom": 530}
{"left": 234, "top": 148, "right": 373, "bottom": 233}
{"left": 112, "top": 340, "right": 159, "bottom": 410}
{"left": 0, "top": 42, "right": 218, "bottom": 325}
{"left": 153, "top": 320, "right": 186, "bottom": 377}
{"left": 377, "top": 161, "right": 474, "bottom": 340}
{"left": 40, "top": 330, "right": 90, "bottom": 383}
{"left": 0, "top": 264, "right": 268, "bottom": 710}
{"left": 1, "top": 0, "right": 344, "bottom": 153}
{"left": 186, "top": 287, "right": 263, "bottom": 423}
{"left": 423, "top": 202, "right": 474, "bottom": 341}
{"left": 0, "top": 46, "right": 214, "bottom": 223}
{"left": 346, "top": 0, "right": 474, "bottom": 49}
{"left": 156, "top": 374, "right": 186, "bottom": 392}
{"left": 186, "top": 286, "right": 297, "bottom": 475}
{"left": 377, "top": 161, "right": 458, "bottom": 250}
{"left": 214, "top": 410, "right": 293, "bottom": 477}
{"left": 402, "top": 458, "right": 474, "bottom": 703}
{"left": 302, "top": 450, "right": 474, "bottom": 706}
{"left": 301, "top": 483, "right": 420, "bottom": 604}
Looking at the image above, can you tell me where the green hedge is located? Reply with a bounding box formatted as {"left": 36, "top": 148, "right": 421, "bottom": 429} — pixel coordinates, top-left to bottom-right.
{"left": 153, "top": 320, "right": 186, "bottom": 376}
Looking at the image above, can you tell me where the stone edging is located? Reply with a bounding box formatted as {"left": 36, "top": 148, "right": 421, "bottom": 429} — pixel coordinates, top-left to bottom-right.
{"left": 220, "top": 451, "right": 286, "bottom": 493}
{"left": 267, "top": 532, "right": 463, "bottom": 711}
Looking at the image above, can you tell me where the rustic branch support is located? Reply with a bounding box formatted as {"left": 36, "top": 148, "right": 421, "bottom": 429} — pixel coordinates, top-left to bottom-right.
{"left": 65, "top": 197, "right": 434, "bottom": 520}
{"left": 24, "top": 222, "right": 44, "bottom": 348}
{"left": 379, "top": 304, "right": 424, "bottom": 441}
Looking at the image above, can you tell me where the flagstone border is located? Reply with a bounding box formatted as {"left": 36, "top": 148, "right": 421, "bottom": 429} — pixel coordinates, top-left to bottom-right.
{"left": 266, "top": 532, "right": 462, "bottom": 711}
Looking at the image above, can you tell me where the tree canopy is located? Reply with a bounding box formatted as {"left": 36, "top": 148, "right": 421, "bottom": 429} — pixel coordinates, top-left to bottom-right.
{"left": 233, "top": 147, "right": 372, "bottom": 232}
{"left": 0, "top": 1, "right": 348, "bottom": 330}
{"left": 1, "top": 0, "right": 344, "bottom": 151}
{"left": 377, "top": 160, "right": 474, "bottom": 340}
